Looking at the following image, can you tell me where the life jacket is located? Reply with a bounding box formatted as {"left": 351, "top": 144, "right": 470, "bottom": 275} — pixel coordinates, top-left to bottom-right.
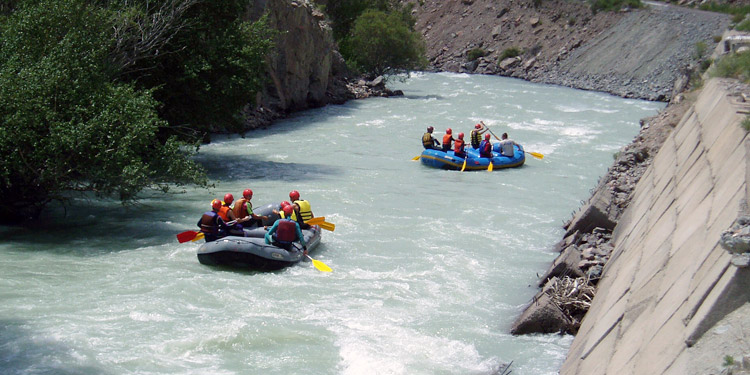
{"left": 275, "top": 219, "right": 297, "bottom": 243}
{"left": 471, "top": 130, "right": 481, "bottom": 148}
{"left": 479, "top": 140, "right": 492, "bottom": 158}
{"left": 442, "top": 134, "right": 453, "bottom": 150}
{"left": 454, "top": 139, "right": 465, "bottom": 154}
{"left": 199, "top": 211, "right": 220, "bottom": 234}
{"left": 232, "top": 198, "right": 253, "bottom": 219}
{"left": 422, "top": 133, "right": 434, "bottom": 148}
{"left": 217, "top": 206, "right": 231, "bottom": 221}
{"left": 293, "top": 200, "right": 313, "bottom": 221}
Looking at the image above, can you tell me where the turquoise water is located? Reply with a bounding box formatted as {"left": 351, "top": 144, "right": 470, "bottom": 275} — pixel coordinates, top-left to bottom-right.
{"left": 0, "top": 73, "right": 663, "bottom": 374}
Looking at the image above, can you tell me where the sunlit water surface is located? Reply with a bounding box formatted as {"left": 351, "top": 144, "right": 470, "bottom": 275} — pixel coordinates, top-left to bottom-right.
{"left": 0, "top": 73, "right": 663, "bottom": 375}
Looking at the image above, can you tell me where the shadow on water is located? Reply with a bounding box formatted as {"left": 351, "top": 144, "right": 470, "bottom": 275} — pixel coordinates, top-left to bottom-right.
{"left": 0, "top": 319, "right": 108, "bottom": 375}
{"left": 195, "top": 153, "right": 344, "bottom": 182}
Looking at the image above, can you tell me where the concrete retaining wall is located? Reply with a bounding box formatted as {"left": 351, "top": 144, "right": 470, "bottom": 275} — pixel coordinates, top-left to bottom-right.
{"left": 561, "top": 78, "right": 750, "bottom": 374}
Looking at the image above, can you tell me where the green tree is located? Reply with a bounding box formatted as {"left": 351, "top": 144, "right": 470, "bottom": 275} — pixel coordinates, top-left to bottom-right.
{"left": 340, "top": 8, "right": 426, "bottom": 78}
{"left": 117, "top": 0, "right": 275, "bottom": 135}
{"left": 0, "top": 0, "right": 206, "bottom": 222}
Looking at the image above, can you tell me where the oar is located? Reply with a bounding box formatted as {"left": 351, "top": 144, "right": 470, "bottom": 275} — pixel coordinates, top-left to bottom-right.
{"left": 306, "top": 254, "right": 332, "bottom": 272}
{"left": 481, "top": 121, "right": 544, "bottom": 160}
{"left": 176, "top": 230, "right": 199, "bottom": 243}
{"left": 305, "top": 217, "right": 326, "bottom": 225}
{"left": 191, "top": 232, "right": 205, "bottom": 242}
{"left": 412, "top": 155, "right": 420, "bottom": 161}
{"left": 461, "top": 157, "right": 467, "bottom": 172}
{"left": 318, "top": 221, "right": 335, "bottom": 232}
{"left": 488, "top": 160, "right": 494, "bottom": 172}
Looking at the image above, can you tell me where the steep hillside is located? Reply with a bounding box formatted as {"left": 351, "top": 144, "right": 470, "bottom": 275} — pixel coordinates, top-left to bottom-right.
{"left": 409, "top": 0, "right": 729, "bottom": 101}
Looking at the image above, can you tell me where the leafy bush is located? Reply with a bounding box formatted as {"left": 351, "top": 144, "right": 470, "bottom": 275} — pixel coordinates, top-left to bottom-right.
{"left": 742, "top": 117, "right": 750, "bottom": 132}
{"left": 467, "top": 48, "right": 487, "bottom": 61}
{"left": 0, "top": 0, "right": 206, "bottom": 221}
{"left": 737, "top": 19, "right": 750, "bottom": 31}
{"left": 590, "top": 0, "right": 642, "bottom": 14}
{"left": 340, "top": 9, "right": 426, "bottom": 77}
{"left": 499, "top": 47, "right": 522, "bottom": 61}
{"left": 699, "top": 2, "right": 750, "bottom": 21}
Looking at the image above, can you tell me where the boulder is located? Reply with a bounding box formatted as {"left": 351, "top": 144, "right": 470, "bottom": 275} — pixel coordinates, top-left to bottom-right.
{"left": 539, "top": 245, "right": 585, "bottom": 286}
{"left": 499, "top": 57, "right": 520, "bottom": 70}
{"left": 510, "top": 291, "right": 571, "bottom": 335}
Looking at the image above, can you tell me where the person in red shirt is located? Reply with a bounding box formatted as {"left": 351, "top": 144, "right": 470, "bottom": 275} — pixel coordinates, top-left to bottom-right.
{"left": 454, "top": 132, "right": 466, "bottom": 158}
{"left": 441, "top": 128, "right": 455, "bottom": 152}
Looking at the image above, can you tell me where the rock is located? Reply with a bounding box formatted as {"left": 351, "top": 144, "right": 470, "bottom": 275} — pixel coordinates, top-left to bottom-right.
{"left": 529, "top": 17, "right": 540, "bottom": 27}
{"left": 492, "top": 24, "right": 502, "bottom": 38}
{"left": 540, "top": 245, "right": 585, "bottom": 286}
{"left": 510, "top": 291, "right": 571, "bottom": 335}
{"left": 499, "top": 57, "right": 520, "bottom": 70}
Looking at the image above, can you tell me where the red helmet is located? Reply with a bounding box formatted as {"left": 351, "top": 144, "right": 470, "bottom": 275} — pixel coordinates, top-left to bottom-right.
{"left": 280, "top": 201, "right": 291, "bottom": 208}
{"left": 485, "top": 133, "right": 491, "bottom": 140}
{"left": 475, "top": 124, "right": 482, "bottom": 129}
{"left": 282, "top": 205, "right": 294, "bottom": 217}
{"left": 446, "top": 128, "right": 452, "bottom": 134}
{"left": 289, "top": 190, "right": 300, "bottom": 202}
{"left": 223, "top": 193, "right": 234, "bottom": 205}
{"left": 243, "top": 189, "right": 253, "bottom": 199}
{"left": 458, "top": 132, "right": 464, "bottom": 139}
{"left": 427, "top": 126, "right": 434, "bottom": 132}
{"left": 211, "top": 199, "right": 222, "bottom": 210}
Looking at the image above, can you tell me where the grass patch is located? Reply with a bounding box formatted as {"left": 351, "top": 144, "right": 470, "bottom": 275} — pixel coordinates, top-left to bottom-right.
{"left": 590, "top": 0, "right": 642, "bottom": 14}
{"left": 499, "top": 47, "right": 522, "bottom": 61}
{"left": 723, "top": 355, "right": 735, "bottom": 367}
{"left": 699, "top": 2, "right": 750, "bottom": 24}
{"left": 711, "top": 50, "right": 750, "bottom": 82}
{"left": 467, "top": 48, "right": 486, "bottom": 61}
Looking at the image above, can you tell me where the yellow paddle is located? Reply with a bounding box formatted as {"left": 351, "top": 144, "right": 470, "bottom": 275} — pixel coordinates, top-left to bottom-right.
{"left": 318, "top": 221, "right": 335, "bottom": 231}
{"left": 412, "top": 155, "right": 420, "bottom": 160}
{"left": 306, "top": 255, "right": 332, "bottom": 272}
{"left": 488, "top": 160, "right": 493, "bottom": 172}
{"left": 461, "top": 158, "right": 467, "bottom": 172}
{"left": 305, "top": 217, "right": 325, "bottom": 225}
{"left": 525, "top": 151, "right": 544, "bottom": 159}
{"left": 191, "top": 232, "right": 205, "bottom": 242}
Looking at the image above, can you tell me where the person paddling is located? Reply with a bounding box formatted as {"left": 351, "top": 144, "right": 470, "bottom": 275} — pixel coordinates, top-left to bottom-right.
{"left": 498, "top": 132, "right": 523, "bottom": 157}
{"left": 265, "top": 205, "right": 307, "bottom": 252}
{"left": 479, "top": 133, "right": 493, "bottom": 158}
{"left": 454, "top": 132, "right": 466, "bottom": 158}
{"left": 232, "top": 189, "right": 268, "bottom": 228}
{"left": 470, "top": 123, "right": 488, "bottom": 149}
{"left": 441, "top": 128, "right": 455, "bottom": 152}
{"left": 422, "top": 126, "right": 440, "bottom": 150}
{"left": 197, "top": 199, "right": 232, "bottom": 242}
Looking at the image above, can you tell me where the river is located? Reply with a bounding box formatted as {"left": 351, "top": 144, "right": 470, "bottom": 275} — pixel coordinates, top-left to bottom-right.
{"left": 0, "top": 73, "right": 663, "bottom": 375}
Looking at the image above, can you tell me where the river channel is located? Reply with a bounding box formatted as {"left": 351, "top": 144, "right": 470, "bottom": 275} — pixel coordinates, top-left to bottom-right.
{"left": 0, "top": 72, "right": 664, "bottom": 374}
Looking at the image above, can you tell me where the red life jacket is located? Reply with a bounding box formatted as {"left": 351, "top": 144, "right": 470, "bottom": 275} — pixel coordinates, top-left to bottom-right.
{"left": 442, "top": 134, "right": 453, "bottom": 149}
{"left": 275, "top": 219, "right": 297, "bottom": 243}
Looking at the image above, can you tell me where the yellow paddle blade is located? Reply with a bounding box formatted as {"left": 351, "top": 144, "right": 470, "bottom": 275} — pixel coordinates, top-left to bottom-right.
{"left": 461, "top": 158, "right": 467, "bottom": 172}
{"left": 307, "top": 255, "right": 332, "bottom": 272}
{"left": 488, "top": 161, "right": 493, "bottom": 172}
{"left": 305, "top": 217, "right": 325, "bottom": 225}
{"left": 191, "top": 232, "right": 205, "bottom": 242}
{"left": 319, "top": 221, "right": 335, "bottom": 232}
{"left": 529, "top": 151, "right": 544, "bottom": 159}
{"left": 412, "top": 155, "right": 420, "bottom": 161}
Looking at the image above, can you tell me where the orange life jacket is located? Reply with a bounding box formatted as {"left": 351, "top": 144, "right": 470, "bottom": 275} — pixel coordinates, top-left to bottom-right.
{"left": 232, "top": 198, "right": 249, "bottom": 219}
{"left": 442, "top": 134, "right": 453, "bottom": 149}
{"left": 454, "top": 139, "right": 465, "bottom": 153}
{"left": 217, "top": 206, "right": 231, "bottom": 221}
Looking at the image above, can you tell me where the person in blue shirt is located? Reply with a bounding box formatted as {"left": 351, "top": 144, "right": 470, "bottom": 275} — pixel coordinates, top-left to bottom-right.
{"left": 479, "top": 133, "right": 493, "bottom": 158}
{"left": 265, "top": 205, "right": 307, "bottom": 252}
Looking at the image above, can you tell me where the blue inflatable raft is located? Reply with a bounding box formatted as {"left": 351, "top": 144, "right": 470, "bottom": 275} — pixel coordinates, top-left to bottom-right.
{"left": 419, "top": 144, "right": 525, "bottom": 171}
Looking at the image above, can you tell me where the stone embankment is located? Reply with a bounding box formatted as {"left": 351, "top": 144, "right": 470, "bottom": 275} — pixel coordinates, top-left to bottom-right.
{"left": 519, "top": 78, "right": 750, "bottom": 374}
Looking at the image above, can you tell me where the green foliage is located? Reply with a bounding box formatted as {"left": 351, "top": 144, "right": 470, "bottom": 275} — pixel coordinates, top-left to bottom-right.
{"left": 340, "top": 9, "right": 426, "bottom": 77}
{"left": 699, "top": 2, "right": 750, "bottom": 21}
{"left": 320, "top": 0, "right": 400, "bottom": 41}
{"left": 723, "top": 355, "right": 735, "bottom": 367}
{"left": 119, "top": 1, "right": 275, "bottom": 134}
{"left": 695, "top": 41, "right": 708, "bottom": 59}
{"left": 467, "top": 48, "right": 487, "bottom": 61}
{"left": 737, "top": 19, "right": 750, "bottom": 31}
{"left": 711, "top": 50, "right": 750, "bottom": 82}
{"left": 741, "top": 116, "right": 750, "bottom": 132}
{"left": 499, "top": 47, "right": 522, "bottom": 61}
{"left": 568, "top": 16, "right": 577, "bottom": 26}
{"left": 590, "top": 0, "right": 642, "bottom": 14}
{"left": 0, "top": 0, "right": 206, "bottom": 221}
{"left": 713, "top": 35, "right": 723, "bottom": 43}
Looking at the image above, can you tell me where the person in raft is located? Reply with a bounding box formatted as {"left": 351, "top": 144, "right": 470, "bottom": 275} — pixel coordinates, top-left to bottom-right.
{"left": 422, "top": 126, "right": 440, "bottom": 150}
{"left": 470, "top": 123, "right": 488, "bottom": 149}
{"left": 265, "top": 204, "right": 307, "bottom": 252}
{"left": 441, "top": 128, "right": 455, "bottom": 152}
{"left": 479, "top": 133, "right": 493, "bottom": 158}
{"left": 454, "top": 132, "right": 467, "bottom": 158}
{"left": 198, "top": 199, "right": 233, "bottom": 242}
{"left": 232, "top": 189, "right": 269, "bottom": 228}
{"left": 289, "top": 190, "right": 314, "bottom": 230}
{"left": 218, "top": 193, "right": 247, "bottom": 236}
{"left": 498, "top": 132, "right": 523, "bottom": 157}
